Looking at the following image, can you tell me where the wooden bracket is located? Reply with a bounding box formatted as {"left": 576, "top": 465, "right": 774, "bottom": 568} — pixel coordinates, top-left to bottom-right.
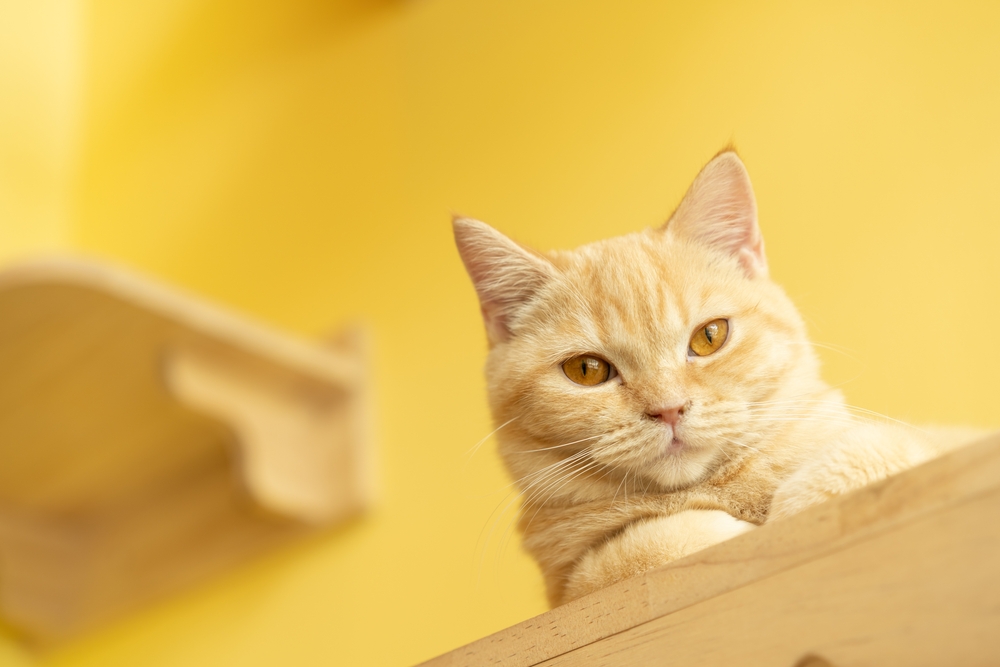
{"left": 164, "top": 334, "right": 370, "bottom": 523}
{"left": 0, "top": 257, "right": 373, "bottom": 642}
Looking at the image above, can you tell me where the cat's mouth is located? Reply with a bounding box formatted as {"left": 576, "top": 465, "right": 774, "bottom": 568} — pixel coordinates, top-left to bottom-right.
{"left": 660, "top": 436, "right": 690, "bottom": 457}
{"left": 641, "top": 433, "right": 720, "bottom": 490}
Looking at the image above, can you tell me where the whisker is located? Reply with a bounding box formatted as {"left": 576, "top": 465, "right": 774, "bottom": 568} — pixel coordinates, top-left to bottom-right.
{"left": 511, "top": 454, "right": 611, "bottom": 552}
{"left": 477, "top": 449, "right": 593, "bottom": 575}
{"left": 464, "top": 416, "right": 519, "bottom": 459}
{"left": 744, "top": 401, "right": 923, "bottom": 432}
{"left": 784, "top": 340, "right": 863, "bottom": 363}
{"left": 511, "top": 434, "right": 604, "bottom": 454}
{"left": 720, "top": 436, "right": 760, "bottom": 453}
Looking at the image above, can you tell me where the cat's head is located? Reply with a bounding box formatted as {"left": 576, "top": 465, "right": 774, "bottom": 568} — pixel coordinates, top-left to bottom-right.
{"left": 455, "top": 151, "right": 825, "bottom": 500}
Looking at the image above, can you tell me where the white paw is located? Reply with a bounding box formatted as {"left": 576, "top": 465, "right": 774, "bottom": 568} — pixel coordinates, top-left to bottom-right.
{"left": 564, "top": 510, "right": 755, "bottom": 602}
{"left": 769, "top": 423, "right": 934, "bottom": 522}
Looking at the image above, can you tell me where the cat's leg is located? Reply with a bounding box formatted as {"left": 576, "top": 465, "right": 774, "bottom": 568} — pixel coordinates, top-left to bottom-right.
{"left": 768, "top": 422, "right": 935, "bottom": 522}
{"left": 564, "top": 510, "right": 754, "bottom": 602}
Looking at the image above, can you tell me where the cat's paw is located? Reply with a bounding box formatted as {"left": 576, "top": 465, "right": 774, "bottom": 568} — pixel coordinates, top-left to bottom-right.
{"left": 769, "top": 423, "right": 933, "bottom": 522}
{"left": 564, "top": 509, "right": 754, "bottom": 602}
{"left": 768, "top": 474, "right": 839, "bottom": 522}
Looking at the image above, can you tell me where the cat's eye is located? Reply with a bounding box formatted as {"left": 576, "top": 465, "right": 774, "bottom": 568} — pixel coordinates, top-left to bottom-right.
{"left": 689, "top": 319, "right": 730, "bottom": 357}
{"left": 562, "top": 355, "right": 615, "bottom": 386}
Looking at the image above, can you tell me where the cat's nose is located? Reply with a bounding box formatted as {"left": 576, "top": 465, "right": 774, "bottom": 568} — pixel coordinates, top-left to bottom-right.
{"left": 646, "top": 403, "right": 685, "bottom": 426}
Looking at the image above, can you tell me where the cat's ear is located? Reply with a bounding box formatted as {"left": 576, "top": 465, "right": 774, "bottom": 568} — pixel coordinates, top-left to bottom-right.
{"left": 663, "top": 150, "right": 767, "bottom": 278}
{"left": 453, "top": 217, "right": 554, "bottom": 344}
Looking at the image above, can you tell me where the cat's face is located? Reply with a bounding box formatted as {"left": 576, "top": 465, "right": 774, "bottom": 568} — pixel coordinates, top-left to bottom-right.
{"left": 456, "top": 152, "right": 823, "bottom": 498}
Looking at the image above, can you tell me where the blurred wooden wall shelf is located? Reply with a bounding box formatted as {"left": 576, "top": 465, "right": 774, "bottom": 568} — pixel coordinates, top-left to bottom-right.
{"left": 421, "top": 432, "right": 1000, "bottom": 667}
{"left": 0, "top": 257, "right": 373, "bottom": 643}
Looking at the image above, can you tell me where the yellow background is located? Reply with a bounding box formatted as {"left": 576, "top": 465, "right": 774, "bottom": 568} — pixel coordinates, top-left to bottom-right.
{"left": 2, "top": 1, "right": 999, "bottom": 665}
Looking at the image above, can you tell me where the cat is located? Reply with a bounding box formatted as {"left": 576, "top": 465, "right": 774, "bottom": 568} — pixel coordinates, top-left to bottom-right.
{"left": 453, "top": 150, "right": 980, "bottom": 607}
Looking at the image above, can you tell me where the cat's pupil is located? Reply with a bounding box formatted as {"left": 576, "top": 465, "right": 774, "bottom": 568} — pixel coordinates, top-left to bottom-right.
{"left": 705, "top": 324, "right": 716, "bottom": 344}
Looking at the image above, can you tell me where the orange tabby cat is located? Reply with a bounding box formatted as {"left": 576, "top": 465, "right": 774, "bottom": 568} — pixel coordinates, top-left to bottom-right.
{"left": 454, "top": 151, "right": 977, "bottom": 606}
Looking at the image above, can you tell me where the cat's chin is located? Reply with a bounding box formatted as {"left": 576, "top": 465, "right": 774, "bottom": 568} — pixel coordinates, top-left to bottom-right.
{"left": 643, "top": 443, "right": 720, "bottom": 490}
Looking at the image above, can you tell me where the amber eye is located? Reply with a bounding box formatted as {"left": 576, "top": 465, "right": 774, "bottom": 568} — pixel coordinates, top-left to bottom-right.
{"left": 562, "top": 355, "right": 615, "bottom": 386}
{"left": 689, "top": 319, "right": 730, "bottom": 357}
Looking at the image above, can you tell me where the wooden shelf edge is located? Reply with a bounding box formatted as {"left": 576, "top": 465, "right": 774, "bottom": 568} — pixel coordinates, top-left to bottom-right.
{"left": 0, "top": 255, "right": 361, "bottom": 387}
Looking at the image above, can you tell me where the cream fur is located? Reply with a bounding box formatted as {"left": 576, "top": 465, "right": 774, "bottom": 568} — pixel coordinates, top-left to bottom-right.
{"left": 454, "top": 151, "right": 981, "bottom": 607}
{"left": 565, "top": 510, "right": 755, "bottom": 601}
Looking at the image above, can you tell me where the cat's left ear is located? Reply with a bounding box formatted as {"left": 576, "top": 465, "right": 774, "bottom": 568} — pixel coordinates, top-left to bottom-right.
{"left": 453, "top": 217, "right": 555, "bottom": 345}
{"left": 663, "top": 150, "right": 767, "bottom": 278}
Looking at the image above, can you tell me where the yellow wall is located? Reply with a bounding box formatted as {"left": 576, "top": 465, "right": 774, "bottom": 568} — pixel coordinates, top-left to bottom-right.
{"left": 1, "top": 1, "right": 999, "bottom": 665}
{"left": 0, "top": 1, "right": 80, "bottom": 264}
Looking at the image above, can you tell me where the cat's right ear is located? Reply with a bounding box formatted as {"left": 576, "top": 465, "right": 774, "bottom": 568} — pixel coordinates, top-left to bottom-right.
{"left": 663, "top": 150, "right": 768, "bottom": 278}
{"left": 453, "top": 217, "right": 553, "bottom": 345}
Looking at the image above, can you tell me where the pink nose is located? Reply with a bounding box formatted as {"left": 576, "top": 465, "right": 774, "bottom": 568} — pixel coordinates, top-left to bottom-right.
{"left": 646, "top": 403, "right": 685, "bottom": 427}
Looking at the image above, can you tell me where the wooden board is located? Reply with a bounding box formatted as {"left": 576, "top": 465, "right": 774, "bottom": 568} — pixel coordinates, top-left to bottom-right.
{"left": 421, "top": 431, "right": 1000, "bottom": 666}
{"left": 0, "top": 257, "right": 373, "bottom": 642}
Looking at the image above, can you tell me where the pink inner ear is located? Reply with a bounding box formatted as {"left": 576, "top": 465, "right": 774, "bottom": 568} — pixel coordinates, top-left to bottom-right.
{"left": 453, "top": 217, "right": 553, "bottom": 344}
{"left": 666, "top": 151, "right": 768, "bottom": 278}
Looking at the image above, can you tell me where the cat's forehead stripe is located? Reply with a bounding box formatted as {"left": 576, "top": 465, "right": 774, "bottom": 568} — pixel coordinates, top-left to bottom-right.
{"left": 588, "top": 248, "right": 654, "bottom": 330}
{"left": 548, "top": 235, "right": 699, "bottom": 364}
{"left": 582, "top": 236, "right": 692, "bottom": 318}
